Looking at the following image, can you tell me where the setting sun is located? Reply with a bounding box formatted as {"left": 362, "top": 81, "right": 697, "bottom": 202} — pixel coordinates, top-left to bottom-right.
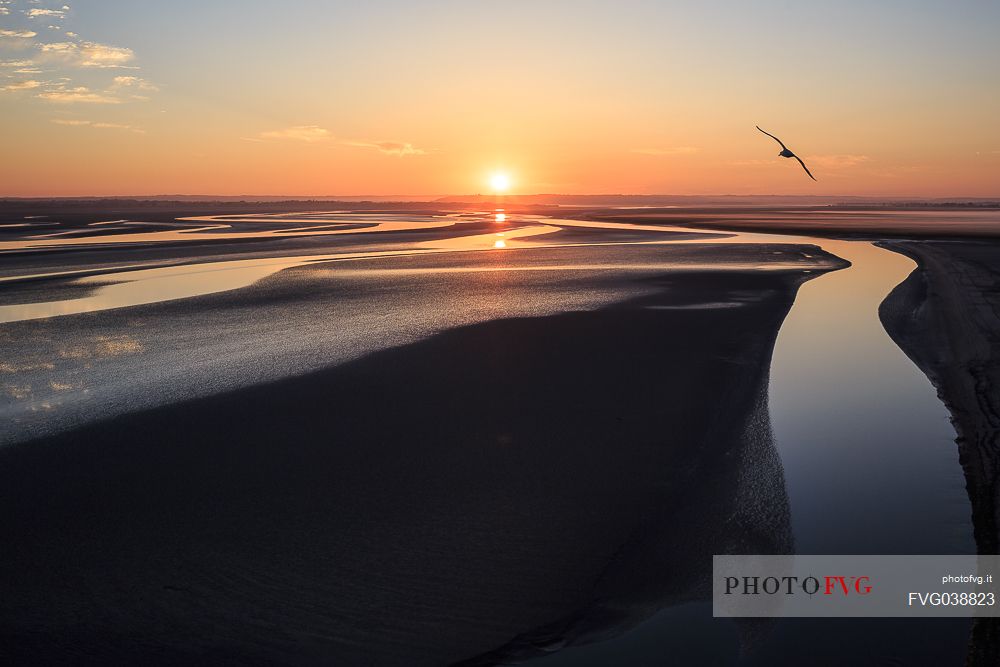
{"left": 489, "top": 172, "right": 512, "bottom": 193}
{"left": 3, "top": 1, "right": 1000, "bottom": 664}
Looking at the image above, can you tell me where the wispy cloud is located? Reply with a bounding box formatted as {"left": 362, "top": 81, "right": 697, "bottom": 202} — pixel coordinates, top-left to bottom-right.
{"left": 728, "top": 158, "right": 776, "bottom": 167}
{"left": 110, "top": 75, "right": 157, "bottom": 92}
{"left": 248, "top": 128, "right": 425, "bottom": 155}
{"left": 2, "top": 5, "right": 152, "bottom": 111}
{"left": 255, "top": 125, "right": 332, "bottom": 142}
{"left": 52, "top": 118, "right": 144, "bottom": 133}
{"left": 37, "top": 85, "right": 120, "bottom": 103}
{"left": 865, "top": 164, "right": 933, "bottom": 179}
{"left": 27, "top": 8, "right": 65, "bottom": 18}
{"left": 802, "top": 154, "right": 870, "bottom": 169}
{"left": 1, "top": 78, "right": 41, "bottom": 91}
{"left": 347, "top": 140, "right": 425, "bottom": 156}
{"left": 39, "top": 41, "right": 135, "bottom": 68}
{"left": 631, "top": 146, "right": 699, "bottom": 156}
{"left": 0, "top": 29, "right": 38, "bottom": 38}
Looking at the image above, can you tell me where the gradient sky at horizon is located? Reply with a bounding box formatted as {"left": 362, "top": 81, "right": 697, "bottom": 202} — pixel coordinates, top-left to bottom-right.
{"left": 2, "top": 0, "right": 999, "bottom": 197}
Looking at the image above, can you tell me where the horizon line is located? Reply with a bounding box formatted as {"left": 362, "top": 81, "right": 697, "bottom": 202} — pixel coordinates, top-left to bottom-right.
{"left": 3, "top": 193, "right": 1000, "bottom": 202}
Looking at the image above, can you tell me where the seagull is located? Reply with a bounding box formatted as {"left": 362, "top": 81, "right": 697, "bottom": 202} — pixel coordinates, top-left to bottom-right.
{"left": 756, "top": 125, "right": 816, "bottom": 181}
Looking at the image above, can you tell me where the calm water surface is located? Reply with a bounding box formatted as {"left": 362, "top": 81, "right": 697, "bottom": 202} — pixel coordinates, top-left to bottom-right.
{"left": 0, "top": 210, "right": 978, "bottom": 664}
{"left": 533, "top": 235, "right": 973, "bottom": 665}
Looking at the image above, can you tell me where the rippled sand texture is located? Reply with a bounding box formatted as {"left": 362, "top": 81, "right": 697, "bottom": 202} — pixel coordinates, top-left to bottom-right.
{"left": 880, "top": 240, "right": 1000, "bottom": 667}
{"left": 1, "top": 204, "right": 996, "bottom": 664}
{"left": 0, "top": 269, "right": 804, "bottom": 665}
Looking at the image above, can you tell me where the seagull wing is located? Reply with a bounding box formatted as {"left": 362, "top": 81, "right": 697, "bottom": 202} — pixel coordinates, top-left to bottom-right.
{"left": 756, "top": 125, "right": 788, "bottom": 150}
{"left": 794, "top": 155, "right": 817, "bottom": 181}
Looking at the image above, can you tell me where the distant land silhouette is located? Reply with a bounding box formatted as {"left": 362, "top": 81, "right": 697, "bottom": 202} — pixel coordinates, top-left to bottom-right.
{"left": 2, "top": 194, "right": 999, "bottom": 207}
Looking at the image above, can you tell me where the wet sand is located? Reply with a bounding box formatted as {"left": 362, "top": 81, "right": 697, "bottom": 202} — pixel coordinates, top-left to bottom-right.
{"left": 1, "top": 268, "right": 809, "bottom": 665}
{"left": 585, "top": 207, "right": 1000, "bottom": 239}
{"left": 0, "top": 212, "right": 833, "bottom": 446}
{"left": 2, "top": 203, "right": 999, "bottom": 664}
{"left": 880, "top": 240, "right": 1000, "bottom": 667}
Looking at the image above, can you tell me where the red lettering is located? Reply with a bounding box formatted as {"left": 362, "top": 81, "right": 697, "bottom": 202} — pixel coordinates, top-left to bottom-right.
{"left": 823, "top": 576, "right": 848, "bottom": 595}
{"left": 823, "top": 575, "right": 873, "bottom": 595}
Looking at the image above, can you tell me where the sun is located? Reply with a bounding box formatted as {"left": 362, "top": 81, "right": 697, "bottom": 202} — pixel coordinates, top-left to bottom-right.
{"left": 489, "top": 172, "right": 511, "bottom": 193}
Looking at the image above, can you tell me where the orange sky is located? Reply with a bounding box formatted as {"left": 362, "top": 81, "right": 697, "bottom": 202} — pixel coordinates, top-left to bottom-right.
{"left": 2, "top": 1, "right": 999, "bottom": 197}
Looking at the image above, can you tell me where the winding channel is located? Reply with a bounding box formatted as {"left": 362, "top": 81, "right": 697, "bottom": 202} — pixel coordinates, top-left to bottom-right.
{"left": 0, "top": 210, "right": 976, "bottom": 661}
{"left": 0, "top": 211, "right": 974, "bottom": 548}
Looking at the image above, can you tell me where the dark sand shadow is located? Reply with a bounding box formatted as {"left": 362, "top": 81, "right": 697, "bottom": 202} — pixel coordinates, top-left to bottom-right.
{"left": 0, "top": 269, "right": 816, "bottom": 665}
{"left": 879, "top": 240, "right": 1000, "bottom": 667}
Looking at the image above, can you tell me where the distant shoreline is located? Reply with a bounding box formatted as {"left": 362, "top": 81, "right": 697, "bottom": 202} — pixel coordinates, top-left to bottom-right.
{"left": 2, "top": 194, "right": 999, "bottom": 208}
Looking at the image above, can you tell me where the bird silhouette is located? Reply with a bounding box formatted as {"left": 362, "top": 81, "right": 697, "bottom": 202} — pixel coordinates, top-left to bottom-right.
{"left": 756, "top": 126, "right": 816, "bottom": 181}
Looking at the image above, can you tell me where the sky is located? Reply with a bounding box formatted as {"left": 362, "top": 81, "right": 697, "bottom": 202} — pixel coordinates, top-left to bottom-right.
{"left": 1, "top": 0, "right": 999, "bottom": 197}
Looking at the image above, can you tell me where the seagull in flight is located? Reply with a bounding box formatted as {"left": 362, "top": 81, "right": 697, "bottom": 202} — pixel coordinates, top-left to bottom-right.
{"left": 756, "top": 126, "right": 816, "bottom": 181}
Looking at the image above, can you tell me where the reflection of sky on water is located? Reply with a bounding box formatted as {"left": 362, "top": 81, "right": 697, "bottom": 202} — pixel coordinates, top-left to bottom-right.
{"left": 529, "top": 240, "right": 974, "bottom": 667}
{"left": 0, "top": 208, "right": 837, "bottom": 448}
{"left": 2, "top": 211, "right": 971, "bottom": 554}
{"left": 770, "top": 240, "right": 971, "bottom": 555}
{"left": 0, "top": 208, "right": 983, "bottom": 663}
{"left": 0, "top": 214, "right": 975, "bottom": 553}
{"left": 0, "top": 214, "right": 826, "bottom": 324}
{"left": 0, "top": 212, "right": 455, "bottom": 251}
